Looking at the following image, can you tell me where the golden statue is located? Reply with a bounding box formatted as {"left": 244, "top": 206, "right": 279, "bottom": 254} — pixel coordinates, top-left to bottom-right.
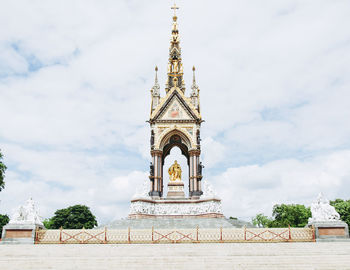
{"left": 168, "top": 160, "right": 182, "bottom": 181}
{"left": 173, "top": 60, "right": 178, "bottom": 73}
{"left": 168, "top": 62, "right": 172, "bottom": 73}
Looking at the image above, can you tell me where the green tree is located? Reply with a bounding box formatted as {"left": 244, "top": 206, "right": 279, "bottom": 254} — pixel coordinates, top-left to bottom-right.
{"left": 0, "top": 149, "right": 7, "bottom": 192}
{"left": 45, "top": 205, "right": 98, "bottom": 229}
{"left": 271, "top": 204, "right": 311, "bottom": 227}
{"left": 330, "top": 199, "right": 350, "bottom": 227}
{"left": 43, "top": 218, "right": 55, "bottom": 229}
{"left": 0, "top": 214, "right": 9, "bottom": 238}
{"left": 252, "top": 213, "right": 273, "bottom": 228}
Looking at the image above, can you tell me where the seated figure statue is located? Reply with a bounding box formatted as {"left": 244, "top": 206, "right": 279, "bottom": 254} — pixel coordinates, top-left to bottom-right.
{"left": 308, "top": 193, "right": 340, "bottom": 223}
{"left": 9, "top": 198, "right": 43, "bottom": 226}
{"left": 168, "top": 160, "right": 182, "bottom": 181}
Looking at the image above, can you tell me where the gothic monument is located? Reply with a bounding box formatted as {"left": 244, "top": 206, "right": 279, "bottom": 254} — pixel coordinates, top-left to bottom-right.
{"left": 129, "top": 4, "right": 223, "bottom": 219}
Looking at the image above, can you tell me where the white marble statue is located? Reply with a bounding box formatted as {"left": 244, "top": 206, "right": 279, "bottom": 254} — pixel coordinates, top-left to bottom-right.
{"left": 201, "top": 180, "right": 217, "bottom": 198}
{"left": 308, "top": 193, "right": 340, "bottom": 223}
{"left": 9, "top": 198, "right": 43, "bottom": 226}
{"left": 132, "top": 179, "right": 151, "bottom": 199}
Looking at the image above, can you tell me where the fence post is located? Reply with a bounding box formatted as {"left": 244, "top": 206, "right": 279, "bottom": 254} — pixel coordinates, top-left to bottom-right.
{"left": 104, "top": 227, "right": 107, "bottom": 244}
{"left": 220, "top": 227, "right": 223, "bottom": 242}
{"left": 244, "top": 225, "right": 246, "bottom": 241}
{"left": 288, "top": 225, "right": 291, "bottom": 241}
{"left": 196, "top": 225, "right": 199, "bottom": 242}
{"left": 152, "top": 226, "right": 154, "bottom": 242}
{"left": 312, "top": 225, "right": 316, "bottom": 242}
{"left": 34, "top": 228, "right": 38, "bottom": 244}
{"left": 128, "top": 227, "right": 131, "bottom": 244}
{"left": 59, "top": 226, "right": 63, "bottom": 244}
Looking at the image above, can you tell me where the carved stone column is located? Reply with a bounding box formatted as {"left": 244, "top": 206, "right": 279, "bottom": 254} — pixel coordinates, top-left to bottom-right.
{"left": 149, "top": 150, "right": 163, "bottom": 198}
{"left": 189, "top": 149, "right": 202, "bottom": 198}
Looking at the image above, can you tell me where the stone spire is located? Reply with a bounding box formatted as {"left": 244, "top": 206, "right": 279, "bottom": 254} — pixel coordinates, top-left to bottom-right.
{"left": 191, "top": 66, "right": 200, "bottom": 112}
{"left": 151, "top": 66, "right": 160, "bottom": 110}
{"left": 165, "top": 3, "right": 185, "bottom": 93}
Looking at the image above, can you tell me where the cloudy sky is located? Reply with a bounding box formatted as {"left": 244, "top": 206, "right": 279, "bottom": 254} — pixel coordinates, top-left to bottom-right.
{"left": 0, "top": 0, "right": 350, "bottom": 224}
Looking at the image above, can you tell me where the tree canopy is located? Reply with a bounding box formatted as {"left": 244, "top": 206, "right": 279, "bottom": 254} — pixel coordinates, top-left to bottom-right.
{"left": 252, "top": 213, "right": 272, "bottom": 228}
{"left": 252, "top": 204, "right": 311, "bottom": 228}
{"left": 330, "top": 199, "right": 350, "bottom": 227}
{"left": 0, "top": 149, "right": 7, "bottom": 192}
{"left": 44, "top": 205, "right": 98, "bottom": 229}
{"left": 0, "top": 214, "right": 9, "bottom": 238}
{"left": 271, "top": 204, "right": 311, "bottom": 227}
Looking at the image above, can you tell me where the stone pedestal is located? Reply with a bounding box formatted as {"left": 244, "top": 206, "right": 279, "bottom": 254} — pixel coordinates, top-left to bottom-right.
{"left": 167, "top": 181, "right": 185, "bottom": 199}
{"left": 1, "top": 223, "right": 44, "bottom": 245}
{"left": 308, "top": 221, "right": 349, "bottom": 241}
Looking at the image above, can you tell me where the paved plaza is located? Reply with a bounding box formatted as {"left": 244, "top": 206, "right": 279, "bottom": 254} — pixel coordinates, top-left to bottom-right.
{"left": 1, "top": 242, "right": 350, "bottom": 270}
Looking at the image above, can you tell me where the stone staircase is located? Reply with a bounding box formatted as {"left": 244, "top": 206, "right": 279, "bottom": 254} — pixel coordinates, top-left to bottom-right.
{"left": 100, "top": 217, "right": 254, "bottom": 229}
{"left": 0, "top": 242, "right": 350, "bottom": 269}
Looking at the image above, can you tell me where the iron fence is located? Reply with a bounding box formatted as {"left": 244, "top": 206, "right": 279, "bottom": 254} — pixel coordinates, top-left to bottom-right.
{"left": 35, "top": 226, "right": 315, "bottom": 244}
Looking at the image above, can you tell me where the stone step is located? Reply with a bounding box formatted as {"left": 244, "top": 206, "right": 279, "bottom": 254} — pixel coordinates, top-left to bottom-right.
{"left": 1, "top": 242, "right": 350, "bottom": 269}
{"left": 100, "top": 217, "right": 253, "bottom": 229}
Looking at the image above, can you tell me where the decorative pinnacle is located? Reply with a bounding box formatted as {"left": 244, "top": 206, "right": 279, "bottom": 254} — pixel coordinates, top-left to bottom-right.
{"left": 154, "top": 66, "right": 158, "bottom": 83}
{"left": 151, "top": 65, "right": 160, "bottom": 96}
{"left": 192, "top": 66, "right": 196, "bottom": 83}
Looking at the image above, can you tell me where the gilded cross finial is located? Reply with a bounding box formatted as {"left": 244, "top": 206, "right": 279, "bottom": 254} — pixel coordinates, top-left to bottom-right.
{"left": 171, "top": 2, "right": 179, "bottom": 18}
{"left": 171, "top": 3, "right": 179, "bottom": 15}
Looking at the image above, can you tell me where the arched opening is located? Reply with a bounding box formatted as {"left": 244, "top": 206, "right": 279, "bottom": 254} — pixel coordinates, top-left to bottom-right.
{"left": 163, "top": 146, "right": 189, "bottom": 198}
{"left": 149, "top": 130, "right": 201, "bottom": 199}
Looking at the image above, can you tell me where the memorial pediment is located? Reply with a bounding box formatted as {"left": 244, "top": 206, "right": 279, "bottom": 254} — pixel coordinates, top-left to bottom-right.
{"left": 151, "top": 90, "right": 200, "bottom": 122}
{"left": 159, "top": 95, "right": 193, "bottom": 121}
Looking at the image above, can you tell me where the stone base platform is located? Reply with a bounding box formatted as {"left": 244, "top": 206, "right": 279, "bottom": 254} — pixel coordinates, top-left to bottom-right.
{"left": 308, "top": 221, "right": 349, "bottom": 241}
{"left": 129, "top": 197, "right": 223, "bottom": 219}
{"left": 1, "top": 224, "right": 44, "bottom": 245}
{"left": 167, "top": 181, "right": 185, "bottom": 198}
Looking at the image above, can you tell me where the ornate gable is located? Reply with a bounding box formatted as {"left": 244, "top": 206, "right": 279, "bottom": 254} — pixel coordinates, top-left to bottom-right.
{"left": 150, "top": 88, "right": 201, "bottom": 123}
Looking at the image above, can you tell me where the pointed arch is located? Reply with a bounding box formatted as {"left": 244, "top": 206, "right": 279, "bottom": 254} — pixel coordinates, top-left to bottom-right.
{"left": 159, "top": 129, "right": 193, "bottom": 164}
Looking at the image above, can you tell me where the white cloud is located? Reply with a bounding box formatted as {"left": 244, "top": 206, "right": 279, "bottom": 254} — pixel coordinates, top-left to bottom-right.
{"left": 201, "top": 137, "right": 226, "bottom": 168}
{"left": 0, "top": 0, "right": 350, "bottom": 224}
{"left": 215, "top": 150, "right": 350, "bottom": 220}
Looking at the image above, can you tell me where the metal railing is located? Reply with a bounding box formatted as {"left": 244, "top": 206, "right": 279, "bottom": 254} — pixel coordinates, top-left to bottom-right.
{"left": 35, "top": 226, "right": 315, "bottom": 244}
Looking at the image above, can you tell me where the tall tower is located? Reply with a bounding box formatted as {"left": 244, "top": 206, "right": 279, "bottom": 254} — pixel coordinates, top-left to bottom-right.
{"left": 129, "top": 4, "right": 222, "bottom": 219}
{"left": 149, "top": 3, "right": 203, "bottom": 199}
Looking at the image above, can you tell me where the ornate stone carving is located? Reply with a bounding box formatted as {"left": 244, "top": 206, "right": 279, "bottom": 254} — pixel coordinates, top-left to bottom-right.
{"left": 196, "top": 130, "right": 201, "bottom": 145}
{"left": 308, "top": 193, "right": 340, "bottom": 223}
{"left": 149, "top": 162, "right": 154, "bottom": 177}
{"left": 129, "top": 199, "right": 222, "bottom": 216}
{"left": 9, "top": 198, "right": 43, "bottom": 226}
{"left": 150, "top": 130, "right": 155, "bottom": 148}
{"left": 198, "top": 162, "right": 204, "bottom": 176}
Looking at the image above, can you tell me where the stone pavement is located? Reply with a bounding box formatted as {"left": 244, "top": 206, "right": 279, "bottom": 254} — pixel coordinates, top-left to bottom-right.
{"left": 1, "top": 242, "right": 350, "bottom": 270}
